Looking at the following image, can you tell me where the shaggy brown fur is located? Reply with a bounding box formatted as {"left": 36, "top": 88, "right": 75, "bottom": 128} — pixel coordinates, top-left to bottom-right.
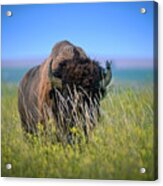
{"left": 18, "top": 40, "right": 111, "bottom": 142}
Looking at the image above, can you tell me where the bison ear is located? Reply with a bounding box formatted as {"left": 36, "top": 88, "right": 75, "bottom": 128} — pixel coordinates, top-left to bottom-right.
{"left": 99, "top": 60, "right": 112, "bottom": 95}
{"left": 106, "top": 60, "right": 112, "bottom": 70}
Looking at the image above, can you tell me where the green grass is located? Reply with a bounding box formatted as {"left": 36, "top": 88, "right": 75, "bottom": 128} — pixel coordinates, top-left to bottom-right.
{"left": 1, "top": 83, "right": 156, "bottom": 180}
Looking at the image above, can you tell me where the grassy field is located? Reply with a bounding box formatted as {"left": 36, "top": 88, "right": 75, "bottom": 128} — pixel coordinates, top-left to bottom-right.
{"left": 1, "top": 83, "right": 156, "bottom": 180}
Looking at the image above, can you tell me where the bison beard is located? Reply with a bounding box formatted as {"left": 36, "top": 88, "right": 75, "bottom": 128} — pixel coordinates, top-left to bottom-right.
{"left": 18, "top": 40, "right": 112, "bottom": 144}
{"left": 49, "top": 58, "right": 105, "bottom": 143}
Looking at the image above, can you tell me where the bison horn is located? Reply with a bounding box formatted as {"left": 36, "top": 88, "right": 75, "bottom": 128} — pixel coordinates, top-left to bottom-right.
{"left": 100, "top": 60, "right": 112, "bottom": 91}
{"left": 48, "top": 59, "right": 54, "bottom": 81}
{"left": 48, "top": 59, "right": 62, "bottom": 89}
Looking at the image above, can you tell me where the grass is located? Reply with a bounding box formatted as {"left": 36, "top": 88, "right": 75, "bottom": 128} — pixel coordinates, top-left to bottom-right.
{"left": 1, "top": 83, "right": 156, "bottom": 180}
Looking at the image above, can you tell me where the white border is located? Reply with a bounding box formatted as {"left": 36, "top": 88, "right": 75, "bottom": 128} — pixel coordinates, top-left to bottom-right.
{"left": 0, "top": 0, "right": 156, "bottom": 5}
{"left": 0, "top": 0, "right": 162, "bottom": 186}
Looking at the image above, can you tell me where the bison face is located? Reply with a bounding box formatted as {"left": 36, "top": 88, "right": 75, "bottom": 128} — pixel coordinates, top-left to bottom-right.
{"left": 48, "top": 58, "right": 112, "bottom": 96}
{"left": 48, "top": 57, "right": 112, "bottom": 144}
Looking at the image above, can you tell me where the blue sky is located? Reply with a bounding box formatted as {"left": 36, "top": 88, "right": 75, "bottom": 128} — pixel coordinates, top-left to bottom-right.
{"left": 1, "top": 2, "right": 155, "bottom": 66}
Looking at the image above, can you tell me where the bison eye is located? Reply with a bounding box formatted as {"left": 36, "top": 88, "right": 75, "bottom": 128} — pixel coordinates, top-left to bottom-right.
{"left": 53, "top": 69, "right": 62, "bottom": 78}
{"left": 49, "top": 89, "right": 54, "bottom": 99}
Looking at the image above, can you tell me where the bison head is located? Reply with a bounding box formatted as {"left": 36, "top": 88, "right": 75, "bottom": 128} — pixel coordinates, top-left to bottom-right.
{"left": 48, "top": 53, "right": 112, "bottom": 143}
{"left": 48, "top": 59, "right": 112, "bottom": 96}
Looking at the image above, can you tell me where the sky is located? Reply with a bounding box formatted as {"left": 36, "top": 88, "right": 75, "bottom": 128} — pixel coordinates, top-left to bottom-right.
{"left": 1, "top": 2, "right": 156, "bottom": 68}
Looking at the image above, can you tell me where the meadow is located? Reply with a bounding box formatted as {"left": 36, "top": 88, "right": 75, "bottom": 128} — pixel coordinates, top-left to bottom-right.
{"left": 1, "top": 82, "right": 156, "bottom": 180}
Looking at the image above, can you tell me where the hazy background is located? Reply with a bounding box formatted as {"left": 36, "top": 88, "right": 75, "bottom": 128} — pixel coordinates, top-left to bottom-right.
{"left": 1, "top": 2, "right": 155, "bottom": 85}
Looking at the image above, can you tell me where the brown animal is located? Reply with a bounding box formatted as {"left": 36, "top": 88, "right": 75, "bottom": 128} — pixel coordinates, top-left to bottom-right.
{"left": 18, "top": 40, "right": 112, "bottom": 142}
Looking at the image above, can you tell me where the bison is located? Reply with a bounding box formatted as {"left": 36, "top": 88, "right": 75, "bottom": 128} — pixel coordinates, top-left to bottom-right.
{"left": 18, "top": 40, "right": 112, "bottom": 143}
